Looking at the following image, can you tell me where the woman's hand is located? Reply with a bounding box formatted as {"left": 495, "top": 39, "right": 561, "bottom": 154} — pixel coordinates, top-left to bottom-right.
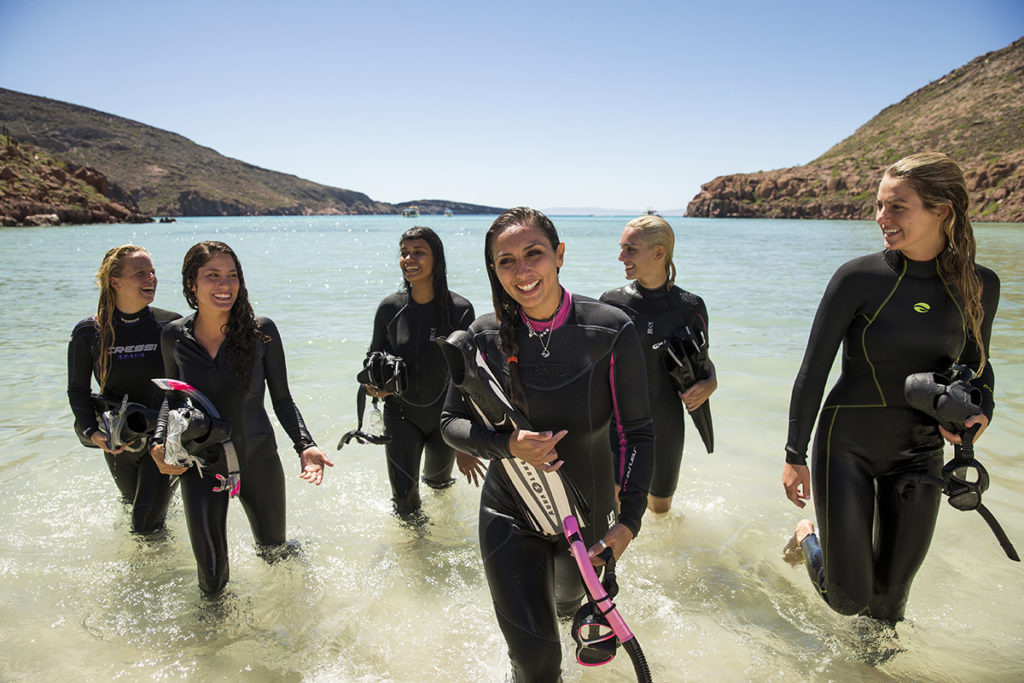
{"left": 150, "top": 443, "right": 189, "bottom": 476}
{"left": 940, "top": 413, "right": 989, "bottom": 445}
{"left": 364, "top": 384, "right": 392, "bottom": 399}
{"left": 299, "top": 446, "right": 335, "bottom": 486}
{"left": 587, "top": 523, "right": 634, "bottom": 566}
{"left": 680, "top": 362, "right": 718, "bottom": 412}
{"left": 508, "top": 429, "right": 568, "bottom": 472}
{"left": 783, "top": 462, "right": 811, "bottom": 508}
{"left": 456, "top": 451, "right": 487, "bottom": 487}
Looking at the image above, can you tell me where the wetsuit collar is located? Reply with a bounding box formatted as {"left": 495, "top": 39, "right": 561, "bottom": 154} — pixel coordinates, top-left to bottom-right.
{"left": 884, "top": 249, "right": 940, "bottom": 280}
{"left": 520, "top": 287, "right": 572, "bottom": 332}
{"left": 630, "top": 280, "right": 670, "bottom": 298}
{"left": 115, "top": 306, "right": 151, "bottom": 324}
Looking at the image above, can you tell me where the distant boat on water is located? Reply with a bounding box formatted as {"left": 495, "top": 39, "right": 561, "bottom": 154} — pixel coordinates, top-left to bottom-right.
{"left": 402, "top": 206, "right": 420, "bottom": 217}
{"left": 643, "top": 207, "right": 660, "bottom": 217}
{"left": 443, "top": 209, "right": 454, "bottom": 217}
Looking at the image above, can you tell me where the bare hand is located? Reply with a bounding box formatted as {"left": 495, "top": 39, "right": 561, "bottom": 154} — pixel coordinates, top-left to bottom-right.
{"left": 587, "top": 523, "right": 634, "bottom": 566}
{"left": 299, "top": 446, "right": 334, "bottom": 486}
{"left": 681, "top": 362, "right": 717, "bottom": 412}
{"left": 783, "top": 462, "right": 811, "bottom": 508}
{"left": 150, "top": 443, "right": 189, "bottom": 475}
{"left": 508, "top": 429, "right": 568, "bottom": 472}
{"left": 939, "top": 413, "right": 989, "bottom": 445}
{"left": 456, "top": 451, "right": 487, "bottom": 487}
{"left": 364, "top": 384, "right": 392, "bottom": 399}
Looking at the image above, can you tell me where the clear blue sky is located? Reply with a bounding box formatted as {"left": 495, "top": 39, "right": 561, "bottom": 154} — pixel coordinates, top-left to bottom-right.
{"left": 1, "top": 1, "right": 1021, "bottom": 212}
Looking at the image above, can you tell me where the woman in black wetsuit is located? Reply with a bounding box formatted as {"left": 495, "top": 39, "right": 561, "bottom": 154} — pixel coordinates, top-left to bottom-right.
{"left": 365, "top": 226, "right": 477, "bottom": 516}
{"left": 441, "top": 207, "right": 654, "bottom": 681}
{"left": 782, "top": 153, "right": 1000, "bottom": 622}
{"left": 601, "top": 215, "right": 717, "bottom": 514}
{"left": 67, "top": 245, "right": 180, "bottom": 533}
{"left": 151, "top": 241, "right": 333, "bottom": 595}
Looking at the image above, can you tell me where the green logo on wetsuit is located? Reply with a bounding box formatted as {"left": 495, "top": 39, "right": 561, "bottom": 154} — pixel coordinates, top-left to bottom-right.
{"left": 913, "top": 302, "right": 931, "bottom": 313}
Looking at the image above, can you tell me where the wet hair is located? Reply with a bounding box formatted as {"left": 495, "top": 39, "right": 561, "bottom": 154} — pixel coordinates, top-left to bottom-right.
{"left": 624, "top": 215, "right": 677, "bottom": 288}
{"left": 181, "top": 241, "right": 267, "bottom": 388}
{"left": 400, "top": 226, "right": 454, "bottom": 334}
{"left": 884, "top": 152, "right": 987, "bottom": 369}
{"left": 94, "top": 244, "right": 151, "bottom": 391}
{"left": 484, "top": 207, "right": 561, "bottom": 417}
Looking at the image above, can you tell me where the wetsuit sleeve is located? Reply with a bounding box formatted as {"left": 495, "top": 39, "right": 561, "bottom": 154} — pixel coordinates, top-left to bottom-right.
{"left": 368, "top": 301, "right": 389, "bottom": 355}
{"left": 261, "top": 318, "right": 317, "bottom": 454}
{"left": 785, "top": 266, "right": 860, "bottom": 465}
{"left": 67, "top": 320, "right": 99, "bottom": 438}
{"left": 456, "top": 301, "right": 476, "bottom": 331}
{"left": 969, "top": 267, "right": 1000, "bottom": 420}
{"left": 610, "top": 322, "right": 655, "bottom": 537}
{"left": 440, "top": 384, "right": 515, "bottom": 459}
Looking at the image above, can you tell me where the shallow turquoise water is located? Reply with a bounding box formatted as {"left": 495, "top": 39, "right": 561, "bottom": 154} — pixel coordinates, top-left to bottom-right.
{"left": 1, "top": 215, "right": 1021, "bottom": 681}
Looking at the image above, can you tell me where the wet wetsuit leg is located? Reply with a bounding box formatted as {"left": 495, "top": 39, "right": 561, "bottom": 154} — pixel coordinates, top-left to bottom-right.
{"left": 131, "top": 453, "right": 177, "bottom": 533}
{"left": 648, "top": 393, "right": 686, "bottom": 498}
{"left": 480, "top": 510, "right": 562, "bottom": 682}
{"left": 383, "top": 402, "right": 427, "bottom": 515}
{"left": 181, "top": 467, "right": 230, "bottom": 594}
{"left": 103, "top": 450, "right": 141, "bottom": 504}
{"left": 807, "top": 407, "right": 943, "bottom": 620}
{"left": 383, "top": 398, "right": 456, "bottom": 514}
{"left": 237, "top": 454, "right": 288, "bottom": 548}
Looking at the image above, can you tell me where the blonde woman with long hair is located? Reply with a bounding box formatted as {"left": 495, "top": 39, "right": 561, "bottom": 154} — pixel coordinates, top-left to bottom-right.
{"left": 67, "top": 245, "right": 181, "bottom": 533}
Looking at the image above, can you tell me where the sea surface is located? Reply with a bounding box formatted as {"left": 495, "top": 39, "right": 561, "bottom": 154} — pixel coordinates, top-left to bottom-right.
{"left": 1, "top": 215, "right": 1022, "bottom": 682}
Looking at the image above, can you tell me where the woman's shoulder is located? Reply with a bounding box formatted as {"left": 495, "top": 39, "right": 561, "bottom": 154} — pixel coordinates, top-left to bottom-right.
{"left": 573, "top": 294, "right": 633, "bottom": 329}
{"left": 976, "top": 262, "right": 1000, "bottom": 288}
{"left": 668, "top": 284, "right": 705, "bottom": 308}
{"left": 599, "top": 284, "right": 631, "bottom": 305}
{"left": 448, "top": 290, "right": 475, "bottom": 310}
{"left": 71, "top": 315, "right": 98, "bottom": 336}
{"left": 468, "top": 311, "right": 500, "bottom": 333}
{"left": 151, "top": 306, "right": 182, "bottom": 322}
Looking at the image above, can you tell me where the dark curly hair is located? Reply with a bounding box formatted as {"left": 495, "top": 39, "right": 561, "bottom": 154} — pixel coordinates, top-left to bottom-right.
{"left": 483, "top": 207, "right": 561, "bottom": 419}
{"left": 181, "top": 241, "right": 267, "bottom": 388}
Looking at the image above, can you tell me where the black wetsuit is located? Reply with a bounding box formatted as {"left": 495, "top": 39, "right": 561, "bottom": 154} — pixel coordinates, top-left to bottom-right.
{"left": 441, "top": 290, "right": 654, "bottom": 682}
{"left": 155, "top": 314, "right": 316, "bottom": 594}
{"left": 786, "top": 250, "right": 999, "bottom": 621}
{"left": 368, "top": 290, "right": 475, "bottom": 515}
{"left": 67, "top": 306, "right": 181, "bottom": 533}
{"left": 601, "top": 281, "right": 709, "bottom": 498}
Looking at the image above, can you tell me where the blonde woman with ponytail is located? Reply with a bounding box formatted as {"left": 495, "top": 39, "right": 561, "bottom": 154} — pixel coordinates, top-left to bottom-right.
{"left": 67, "top": 245, "right": 181, "bottom": 533}
{"left": 782, "top": 153, "right": 1000, "bottom": 623}
{"left": 601, "top": 215, "right": 717, "bottom": 514}
{"left": 441, "top": 207, "right": 654, "bottom": 681}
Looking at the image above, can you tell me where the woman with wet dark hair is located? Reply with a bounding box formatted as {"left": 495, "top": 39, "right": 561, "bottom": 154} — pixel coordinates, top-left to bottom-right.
{"left": 441, "top": 207, "right": 654, "bottom": 681}
{"left": 365, "top": 226, "right": 477, "bottom": 517}
{"left": 151, "top": 241, "right": 332, "bottom": 595}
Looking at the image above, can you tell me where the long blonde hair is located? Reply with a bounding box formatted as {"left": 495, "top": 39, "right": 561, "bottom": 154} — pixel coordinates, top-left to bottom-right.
{"left": 625, "top": 215, "right": 676, "bottom": 288}
{"left": 884, "top": 152, "right": 986, "bottom": 369}
{"left": 94, "top": 245, "right": 151, "bottom": 391}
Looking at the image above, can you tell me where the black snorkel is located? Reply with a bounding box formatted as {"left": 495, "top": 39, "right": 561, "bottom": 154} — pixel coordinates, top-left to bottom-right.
{"left": 905, "top": 365, "right": 1019, "bottom": 561}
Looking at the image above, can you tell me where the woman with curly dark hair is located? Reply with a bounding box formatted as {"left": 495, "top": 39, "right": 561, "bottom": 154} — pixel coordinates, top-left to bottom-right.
{"left": 151, "top": 241, "right": 333, "bottom": 595}
{"left": 782, "top": 153, "right": 1000, "bottom": 622}
{"left": 67, "top": 244, "right": 180, "bottom": 533}
{"left": 365, "top": 226, "right": 477, "bottom": 517}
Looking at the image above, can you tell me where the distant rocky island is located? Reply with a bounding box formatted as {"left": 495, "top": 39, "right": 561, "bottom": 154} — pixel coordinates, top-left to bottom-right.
{"left": 686, "top": 37, "right": 1024, "bottom": 222}
{"left": 0, "top": 87, "right": 504, "bottom": 225}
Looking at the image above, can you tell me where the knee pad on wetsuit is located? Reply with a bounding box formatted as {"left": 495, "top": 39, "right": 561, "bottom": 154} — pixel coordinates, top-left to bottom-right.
{"left": 422, "top": 474, "right": 456, "bottom": 490}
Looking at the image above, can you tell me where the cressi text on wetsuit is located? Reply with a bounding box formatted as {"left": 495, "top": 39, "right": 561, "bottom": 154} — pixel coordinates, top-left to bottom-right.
{"left": 67, "top": 306, "right": 180, "bottom": 533}
{"left": 786, "top": 250, "right": 999, "bottom": 621}
{"left": 601, "top": 281, "right": 709, "bottom": 497}
{"left": 155, "top": 314, "right": 316, "bottom": 594}
{"left": 441, "top": 290, "right": 654, "bottom": 682}
{"left": 368, "top": 290, "right": 474, "bottom": 515}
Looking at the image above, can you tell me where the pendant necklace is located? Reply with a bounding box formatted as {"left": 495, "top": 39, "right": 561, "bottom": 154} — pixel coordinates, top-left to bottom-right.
{"left": 527, "top": 322, "right": 554, "bottom": 358}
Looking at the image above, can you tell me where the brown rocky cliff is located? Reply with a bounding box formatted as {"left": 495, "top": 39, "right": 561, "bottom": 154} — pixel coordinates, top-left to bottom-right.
{"left": 0, "top": 135, "right": 151, "bottom": 226}
{"left": 687, "top": 37, "right": 1024, "bottom": 222}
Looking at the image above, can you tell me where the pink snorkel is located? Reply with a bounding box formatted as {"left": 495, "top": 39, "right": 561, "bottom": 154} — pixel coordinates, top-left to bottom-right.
{"left": 563, "top": 515, "right": 652, "bottom": 682}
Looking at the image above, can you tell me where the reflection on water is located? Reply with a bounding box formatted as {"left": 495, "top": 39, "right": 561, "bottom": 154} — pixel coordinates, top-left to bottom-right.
{"left": 0, "top": 217, "right": 1021, "bottom": 681}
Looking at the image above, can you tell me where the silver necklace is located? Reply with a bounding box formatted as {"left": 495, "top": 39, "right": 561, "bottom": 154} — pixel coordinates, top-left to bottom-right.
{"left": 527, "top": 323, "right": 554, "bottom": 358}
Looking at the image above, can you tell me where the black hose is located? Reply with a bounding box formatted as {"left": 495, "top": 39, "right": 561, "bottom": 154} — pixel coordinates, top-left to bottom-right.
{"left": 622, "top": 638, "right": 653, "bottom": 683}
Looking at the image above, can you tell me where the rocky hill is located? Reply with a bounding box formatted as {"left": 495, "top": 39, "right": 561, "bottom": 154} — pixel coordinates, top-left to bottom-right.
{"left": 686, "top": 37, "right": 1024, "bottom": 222}
{"left": 0, "top": 88, "right": 503, "bottom": 218}
{"left": 0, "top": 134, "right": 150, "bottom": 226}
